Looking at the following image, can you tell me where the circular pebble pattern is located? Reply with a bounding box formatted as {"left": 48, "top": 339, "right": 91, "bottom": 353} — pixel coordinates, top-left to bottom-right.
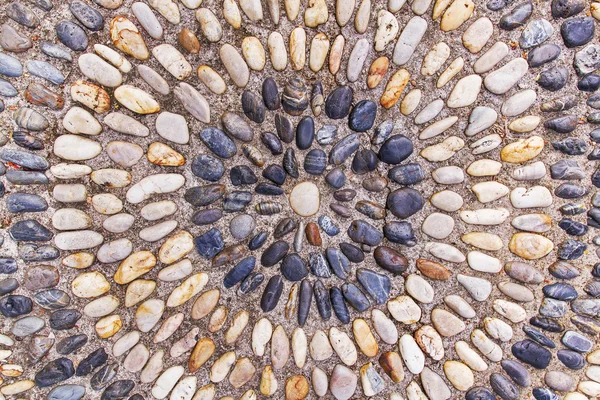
{"left": 1, "top": 0, "right": 600, "bottom": 399}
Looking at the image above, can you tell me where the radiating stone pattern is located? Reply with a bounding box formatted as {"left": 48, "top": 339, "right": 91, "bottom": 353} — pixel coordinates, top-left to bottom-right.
{"left": 1, "top": 0, "right": 600, "bottom": 398}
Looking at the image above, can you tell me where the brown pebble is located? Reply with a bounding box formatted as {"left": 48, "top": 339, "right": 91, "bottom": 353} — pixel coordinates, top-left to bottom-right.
{"left": 285, "top": 375, "right": 309, "bottom": 400}
{"left": 178, "top": 28, "right": 200, "bottom": 54}
{"left": 367, "top": 56, "right": 389, "bottom": 89}
{"left": 379, "top": 351, "right": 404, "bottom": 383}
{"left": 305, "top": 222, "right": 322, "bottom": 246}
{"left": 25, "top": 82, "right": 64, "bottom": 110}
{"left": 362, "top": 176, "right": 388, "bottom": 192}
{"left": 212, "top": 244, "right": 248, "bottom": 267}
{"left": 416, "top": 258, "right": 451, "bottom": 280}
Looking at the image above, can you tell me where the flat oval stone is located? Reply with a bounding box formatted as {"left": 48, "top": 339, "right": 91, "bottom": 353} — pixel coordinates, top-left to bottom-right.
{"left": 325, "top": 86, "right": 353, "bottom": 119}
{"left": 56, "top": 21, "right": 88, "bottom": 51}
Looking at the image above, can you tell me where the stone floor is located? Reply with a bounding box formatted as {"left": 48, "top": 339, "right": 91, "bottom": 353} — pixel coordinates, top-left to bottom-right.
{"left": 0, "top": 0, "right": 600, "bottom": 399}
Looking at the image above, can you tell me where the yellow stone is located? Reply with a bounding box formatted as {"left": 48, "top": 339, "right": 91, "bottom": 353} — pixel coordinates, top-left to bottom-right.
{"left": 114, "top": 85, "right": 160, "bottom": 114}
{"left": 189, "top": 337, "right": 215, "bottom": 372}
{"left": 352, "top": 318, "right": 378, "bottom": 357}
{"left": 500, "top": 136, "right": 544, "bottom": 164}
{"left": 509, "top": 232, "right": 554, "bottom": 260}
{"left": 71, "top": 271, "right": 110, "bottom": 298}
{"left": 159, "top": 230, "right": 194, "bottom": 264}
{"left": 96, "top": 315, "right": 123, "bottom": 338}
{"left": 168, "top": 273, "right": 209, "bottom": 308}
{"left": 380, "top": 69, "right": 409, "bottom": 109}
{"left": 147, "top": 142, "right": 185, "bottom": 166}
{"left": 109, "top": 16, "right": 149, "bottom": 60}
{"left": 114, "top": 251, "right": 157, "bottom": 285}
{"left": 440, "top": 0, "right": 475, "bottom": 31}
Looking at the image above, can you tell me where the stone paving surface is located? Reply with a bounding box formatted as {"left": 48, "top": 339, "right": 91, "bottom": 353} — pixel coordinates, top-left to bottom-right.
{"left": 1, "top": 0, "right": 600, "bottom": 399}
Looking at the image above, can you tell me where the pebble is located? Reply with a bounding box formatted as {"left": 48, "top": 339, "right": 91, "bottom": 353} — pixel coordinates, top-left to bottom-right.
{"left": 393, "top": 16, "right": 427, "bottom": 65}
{"left": 484, "top": 58, "right": 529, "bottom": 94}
{"left": 330, "top": 364, "right": 357, "bottom": 400}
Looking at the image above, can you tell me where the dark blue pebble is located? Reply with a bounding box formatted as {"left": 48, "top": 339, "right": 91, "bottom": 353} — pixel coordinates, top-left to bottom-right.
{"left": 490, "top": 373, "right": 520, "bottom": 400}
{"left": 21, "top": 244, "right": 60, "bottom": 262}
{"left": 339, "top": 242, "right": 364, "bottom": 263}
{"left": 557, "top": 349, "right": 586, "bottom": 369}
{"left": 511, "top": 340, "right": 552, "bottom": 369}
{"left": 500, "top": 360, "right": 530, "bottom": 387}
{"left": 558, "top": 218, "right": 588, "bottom": 236}
{"left": 56, "top": 334, "right": 88, "bottom": 355}
{"left": 128, "top": 394, "right": 144, "bottom": 400}
{"left": 378, "top": 134, "right": 413, "bottom": 165}
{"left": 544, "top": 115, "right": 578, "bottom": 133}
{"left": 191, "top": 208, "right": 222, "bottom": 226}
{"left": 387, "top": 187, "right": 424, "bottom": 219}
{"left": 248, "top": 231, "right": 268, "bottom": 250}
{"left": 592, "top": 128, "right": 600, "bottom": 142}
{"left": 588, "top": 111, "right": 600, "bottom": 124}
{"left": 572, "top": 298, "right": 600, "bottom": 315}
{"left": 523, "top": 325, "right": 556, "bottom": 348}
{"left": 261, "top": 275, "right": 283, "bottom": 312}
{"left": 255, "top": 182, "right": 284, "bottom": 196}
{"left": 342, "top": 282, "right": 370, "bottom": 311}
{"left": 561, "top": 17, "right": 595, "bottom": 48}
{"left": 539, "top": 298, "right": 568, "bottom": 318}
{"left": 184, "top": 185, "right": 225, "bottom": 207}
{"left": 558, "top": 239, "right": 586, "bottom": 259}
{"left": 70, "top": 0, "right": 104, "bottom": 31}
{"left": 572, "top": 314, "right": 599, "bottom": 336}
{"left": 528, "top": 43, "right": 561, "bottom": 67}
{"left": 348, "top": 100, "right": 376, "bottom": 132}
{"left": 261, "top": 240, "right": 289, "bottom": 267}
{"left": 101, "top": 380, "right": 134, "bottom": 400}
{"left": 10, "top": 219, "right": 53, "bottom": 242}
{"left": 55, "top": 21, "right": 88, "bottom": 51}
{"left": 552, "top": 0, "right": 585, "bottom": 18}
{"left": 589, "top": 93, "right": 600, "bottom": 109}
{"left": 537, "top": 66, "right": 569, "bottom": 91}
{"left": 50, "top": 309, "right": 82, "bottom": 330}
{"left": 330, "top": 202, "right": 352, "bottom": 218}
{"left": 329, "top": 133, "right": 360, "bottom": 166}
{"left": 330, "top": 287, "right": 350, "bottom": 324}
{"left": 241, "top": 90, "right": 265, "bottom": 123}
{"left": 194, "top": 228, "right": 224, "bottom": 259}
{"left": 578, "top": 74, "right": 600, "bottom": 91}
{"left": 283, "top": 148, "right": 299, "bottom": 178}
{"left": 487, "top": 0, "right": 507, "bottom": 11}
{"left": 76, "top": 348, "right": 107, "bottom": 377}
{"left": 223, "top": 256, "right": 255, "bottom": 288}
{"left": 6, "top": 170, "right": 49, "bottom": 185}
{"left": 317, "top": 125, "right": 337, "bottom": 145}
{"left": 319, "top": 216, "right": 340, "bottom": 236}
{"left": 588, "top": 147, "right": 600, "bottom": 160}
{"left": 274, "top": 113, "right": 294, "bottom": 143}
{"left": 0, "top": 78, "right": 17, "bottom": 97}
{"left": 34, "top": 289, "right": 70, "bottom": 310}
{"left": 0, "top": 278, "right": 19, "bottom": 296}
{"left": 372, "top": 119, "right": 393, "bottom": 145}
{"left": 562, "top": 330, "right": 593, "bottom": 352}
{"left": 500, "top": 1, "right": 533, "bottom": 30}
{"left": 304, "top": 149, "right": 327, "bottom": 175}
{"left": 297, "top": 279, "right": 312, "bottom": 326}
{"left": 356, "top": 268, "right": 390, "bottom": 305}
{"left": 326, "top": 247, "right": 350, "bottom": 279}
{"left": 0, "top": 295, "right": 32, "bottom": 317}
{"left": 554, "top": 183, "right": 588, "bottom": 199}
{"left": 262, "top": 78, "right": 280, "bottom": 110}
{"left": 552, "top": 137, "right": 587, "bottom": 154}
{"left": 191, "top": 155, "right": 224, "bottom": 182}
{"left": 6, "top": 2, "right": 39, "bottom": 28}
{"left": 90, "top": 363, "right": 118, "bottom": 391}
{"left": 325, "top": 86, "right": 353, "bottom": 119}
{"left": 261, "top": 131, "right": 283, "bottom": 155}
{"left": 2, "top": 148, "right": 49, "bottom": 170}
{"left": 313, "top": 280, "right": 331, "bottom": 320}
{"left": 230, "top": 165, "right": 257, "bottom": 186}
{"left": 40, "top": 42, "right": 72, "bottom": 62}
{"left": 550, "top": 160, "right": 584, "bottom": 180}
{"left": 223, "top": 191, "right": 252, "bottom": 212}
{"left": 351, "top": 149, "right": 378, "bottom": 174}
{"left": 274, "top": 218, "right": 297, "bottom": 238}
{"left": 466, "top": 386, "right": 496, "bottom": 400}
{"left": 325, "top": 168, "right": 345, "bottom": 188}
{"left": 532, "top": 387, "right": 560, "bottom": 400}
{"left": 388, "top": 163, "right": 425, "bottom": 185}
{"left": 296, "top": 116, "right": 314, "bottom": 150}
{"left": 587, "top": 208, "right": 600, "bottom": 228}
{"left": 0, "top": 258, "right": 17, "bottom": 274}
{"left": 383, "top": 221, "right": 417, "bottom": 246}
{"left": 309, "top": 252, "right": 331, "bottom": 278}
{"left": 12, "top": 130, "right": 44, "bottom": 150}
{"left": 262, "top": 164, "right": 286, "bottom": 185}
{"left": 559, "top": 203, "right": 586, "bottom": 216}
{"left": 281, "top": 253, "right": 308, "bottom": 281}
{"left": 35, "top": 358, "right": 75, "bottom": 387}
{"left": 48, "top": 384, "right": 86, "bottom": 400}
{"left": 200, "top": 128, "right": 237, "bottom": 158}
{"left": 238, "top": 272, "right": 264, "bottom": 295}
{"left": 347, "top": 219, "right": 383, "bottom": 246}
{"left": 530, "top": 316, "right": 564, "bottom": 332}
{"left": 585, "top": 280, "right": 600, "bottom": 297}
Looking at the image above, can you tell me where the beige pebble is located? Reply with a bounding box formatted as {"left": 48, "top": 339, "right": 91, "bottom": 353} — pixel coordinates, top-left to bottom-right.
{"left": 169, "top": 273, "right": 209, "bottom": 308}
{"left": 329, "top": 34, "right": 345, "bottom": 74}
{"left": 242, "top": 36, "right": 266, "bottom": 71}
{"left": 440, "top": 0, "right": 474, "bottom": 31}
{"left": 289, "top": 27, "right": 306, "bottom": 70}
{"left": 305, "top": 0, "right": 328, "bottom": 27}
{"left": 110, "top": 16, "right": 149, "bottom": 60}
{"left": 96, "top": 314, "right": 123, "bottom": 338}
{"left": 309, "top": 32, "right": 329, "bottom": 72}
{"left": 291, "top": 327, "right": 307, "bottom": 368}
{"left": 437, "top": 56, "right": 463, "bottom": 88}
{"left": 225, "top": 310, "right": 249, "bottom": 345}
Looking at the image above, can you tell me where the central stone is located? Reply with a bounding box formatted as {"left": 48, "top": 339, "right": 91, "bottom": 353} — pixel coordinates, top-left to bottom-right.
{"left": 289, "top": 182, "right": 320, "bottom": 217}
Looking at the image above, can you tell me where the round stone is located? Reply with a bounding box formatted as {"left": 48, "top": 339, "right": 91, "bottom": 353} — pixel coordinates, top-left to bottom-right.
{"left": 289, "top": 182, "right": 320, "bottom": 217}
